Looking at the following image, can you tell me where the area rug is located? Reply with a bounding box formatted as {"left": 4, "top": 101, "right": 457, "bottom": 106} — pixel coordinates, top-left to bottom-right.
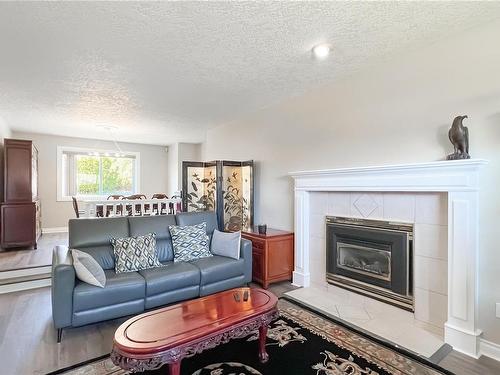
{"left": 51, "top": 299, "right": 453, "bottom": 375}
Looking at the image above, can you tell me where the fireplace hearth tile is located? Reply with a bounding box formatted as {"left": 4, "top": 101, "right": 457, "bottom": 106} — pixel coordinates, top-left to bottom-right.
{"left": 285, "top": 286, "right": 445, "bottom": 358}
{"left": 310, "top": 192, "right": 329, "bottom": 215}
{"left": 414, "top": 223, "right": 448, "bottom": 260}
{"left": 337, "top": 305, "right": 371, "bottom": 321}
{"left": 414, "top": 287, "right": 448, "bottom": 328}
{"left": 309, "top": 236, "right": 326, "bottom": 263}
{"left": 309, "top": 213, "right": 326, "bottom": 238}
{"left": 382, "top": 193, "right": 416, "bottom": 222}
{"left": 327, "top": 192, "right": 350, "bottom": 216}
{"left": 415, "top": 193, "right": 447, "bottom": 225}
{"left": 414, "top": 256, "right": 448, "bottom": 295}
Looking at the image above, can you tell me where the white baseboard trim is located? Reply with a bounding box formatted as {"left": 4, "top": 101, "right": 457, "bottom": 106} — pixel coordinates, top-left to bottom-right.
{"left": 0, "top": 278, "right": 51, "bottom": 294}
{"left": 480, "top": 338, "right": 500, "bottom": 361}
{"left": 0, "top": 265, "right": 51, "bottom": 280}
{"left": 42, "top": 227, "right": 68, "bottom": 234}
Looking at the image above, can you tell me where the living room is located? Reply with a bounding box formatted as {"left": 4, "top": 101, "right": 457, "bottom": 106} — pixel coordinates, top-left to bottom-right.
{"left": 0, "top": 2, "right": 499, "bottom": 375}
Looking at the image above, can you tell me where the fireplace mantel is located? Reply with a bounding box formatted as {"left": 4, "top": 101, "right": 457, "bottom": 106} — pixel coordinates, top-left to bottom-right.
{"left": 289, "top": 159, "right": 488, "bottom": 358}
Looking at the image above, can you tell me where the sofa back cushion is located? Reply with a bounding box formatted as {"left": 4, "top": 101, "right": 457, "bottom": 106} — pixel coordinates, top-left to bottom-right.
{"left": 128, "top": 215, "right": 177, "bottom": 262}
{"left": 68, "top": 217, "right": 129, "bottom": 270}
{"left": 175, "top": 211, "right": 218, "bottom": 242}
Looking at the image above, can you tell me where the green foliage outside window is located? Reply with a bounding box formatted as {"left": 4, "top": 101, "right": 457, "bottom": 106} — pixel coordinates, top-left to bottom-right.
{"left": 75, "top": 155, "right": 134, "bottom": 196}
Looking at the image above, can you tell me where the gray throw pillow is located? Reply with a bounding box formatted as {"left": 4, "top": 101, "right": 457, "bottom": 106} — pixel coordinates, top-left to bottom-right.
{"left": 169, "top": 222, "right": 212, "bottom": 262}
{"left": 211, "top": 229, "right": 241, "bottom": 260}
{"left": 71, "top": 249, "right": 106, "bottom": 288}
{"left": 111, "top": 232, "right": 162, "bottom": 273}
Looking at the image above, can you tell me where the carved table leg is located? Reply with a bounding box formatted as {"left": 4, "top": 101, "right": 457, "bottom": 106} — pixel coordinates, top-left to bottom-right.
{"left": 258, "top": 324, "right": 269, "bottom": 363}
{"left": 169, "top": 360, "right": 181, "bottom": 375}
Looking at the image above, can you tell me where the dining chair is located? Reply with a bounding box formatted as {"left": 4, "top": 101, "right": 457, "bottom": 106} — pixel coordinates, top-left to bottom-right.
{"left": 72, "top": 197, "right": 80, "bottom": 218}
{"left": 125, "top": 194, "right": 147, "bottom": 200}
{"left": 151, "top": 193, "right": 168, "bottom": 199}
{"left": 105, "top": 195, "right": 125, "bottom": 216}
{"left": 125, "top": 194, "right": 147, "bottom": 215}
{"left": 151, "top": 193, "right": 168, "bottom": 215}
{"left": 107, "top": 194, "right": 124, "bottom": 200}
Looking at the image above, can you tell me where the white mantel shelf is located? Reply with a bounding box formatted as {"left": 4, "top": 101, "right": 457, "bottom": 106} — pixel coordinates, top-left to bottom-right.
{"left": 289, "top": 159, "right": 488, "bottom": 192}
{"left": 289, "top": 159, "right": 488, "bottom": 358}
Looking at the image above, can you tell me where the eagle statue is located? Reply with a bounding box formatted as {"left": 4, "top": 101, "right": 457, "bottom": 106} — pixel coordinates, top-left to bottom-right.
{"left": 447, "top": 115, "right": 470, "bottom": 160}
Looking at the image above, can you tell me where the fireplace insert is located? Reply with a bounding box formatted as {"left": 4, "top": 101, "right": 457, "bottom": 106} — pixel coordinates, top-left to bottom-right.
{"left": 326, "top": 216, "right": 413, "bottom": 311}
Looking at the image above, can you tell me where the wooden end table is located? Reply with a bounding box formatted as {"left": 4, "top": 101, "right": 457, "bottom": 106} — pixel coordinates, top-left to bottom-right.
{"left": 111, "top": 288, "right": 278, "bottom": 374}
{"left": 242, "top": 227, "right": 294, "bottom": 289}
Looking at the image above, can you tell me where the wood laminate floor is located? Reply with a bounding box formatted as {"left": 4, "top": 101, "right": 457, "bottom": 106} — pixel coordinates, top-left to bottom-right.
{"left": 0, "top": 232, "right": 68, "bottom": 271}
{"left": 0, "top": 280, "right": 498, "bottom": 374}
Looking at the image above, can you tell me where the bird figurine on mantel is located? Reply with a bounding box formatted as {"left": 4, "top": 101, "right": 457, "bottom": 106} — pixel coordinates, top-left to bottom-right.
{"left": 447, "top": 115, "right": 471, "bottom": 160}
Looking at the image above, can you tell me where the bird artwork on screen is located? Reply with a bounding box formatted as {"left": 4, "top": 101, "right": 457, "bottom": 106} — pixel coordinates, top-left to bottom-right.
{"left": 447, "top": 115, "right": 471, "bottom": 160}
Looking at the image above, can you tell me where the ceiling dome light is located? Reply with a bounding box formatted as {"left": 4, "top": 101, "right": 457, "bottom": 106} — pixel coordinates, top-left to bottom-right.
{"left": 312, "top": 43, "right": 331, "bottom": 60}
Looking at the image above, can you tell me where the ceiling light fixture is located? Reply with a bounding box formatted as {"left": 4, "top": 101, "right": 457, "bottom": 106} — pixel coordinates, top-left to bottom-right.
{"left": 312, "top": 43, "right": 331, "bottom": 60}
{"left": 94, "top": 124, "right": 125, "bottom": 158}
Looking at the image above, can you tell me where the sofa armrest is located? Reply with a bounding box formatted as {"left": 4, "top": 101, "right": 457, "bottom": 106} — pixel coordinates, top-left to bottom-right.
{"left": 51, "top": 245, "right": 75, "bottom": 329}
{"left": 240, "top": 238, "right": 252, "bottom": 283}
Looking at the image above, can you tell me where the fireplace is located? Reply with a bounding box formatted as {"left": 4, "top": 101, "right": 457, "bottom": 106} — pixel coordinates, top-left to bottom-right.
{"left": 326, "top": 216, "right": 414, "bottom": 311}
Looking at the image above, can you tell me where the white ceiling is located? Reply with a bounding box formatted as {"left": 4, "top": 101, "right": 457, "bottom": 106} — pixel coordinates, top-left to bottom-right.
{"left": 1, "top": 2, "right": 499, "bottom": 145}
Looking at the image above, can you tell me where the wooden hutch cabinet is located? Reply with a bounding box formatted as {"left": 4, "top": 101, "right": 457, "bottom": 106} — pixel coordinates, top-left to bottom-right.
{"left": 1, "top": 139, "right": 41, "bottom": 249}
{"left": 241, "top": 227, "right": 294, "bottom": 289}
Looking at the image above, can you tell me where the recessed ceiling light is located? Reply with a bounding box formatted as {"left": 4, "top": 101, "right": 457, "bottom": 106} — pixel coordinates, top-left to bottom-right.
{"left": 312, "top": 43, "right": 331, "bottom": 60}
{"left": 96, "top": 124, "right": 118, "bottom": 131}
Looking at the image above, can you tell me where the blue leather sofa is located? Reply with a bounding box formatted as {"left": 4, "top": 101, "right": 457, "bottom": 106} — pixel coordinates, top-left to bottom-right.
{"left": 51, "top": 211, "right": 252, "bottom": 342}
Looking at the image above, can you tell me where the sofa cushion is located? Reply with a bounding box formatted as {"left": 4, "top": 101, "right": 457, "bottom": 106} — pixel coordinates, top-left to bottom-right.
{"left": 190, "top": 255, "right": 245, "bottom": 285}
{"left": 111, "top": 233, "right": 162, "bottom": 273}
{"left": 73, "top": 270, "right": 145, "bottom": 312}
{"left": 69, "top": 217, "right": 129, "bottom": 270}
{"left": 169, "top": 223, "right": 212, "bottom": 262}
{"left": 139, "top": 262, "right": 200, "bottom": 296}
{"left": 69, "top": 217, "right": 129, "bottom": 248}
{"left": 128, "top": 215, "right": 176, "bottom": 262}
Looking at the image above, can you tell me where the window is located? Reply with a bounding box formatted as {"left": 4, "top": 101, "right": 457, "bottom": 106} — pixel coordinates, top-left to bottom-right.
{"left": 57, "top": 146, "right": 140, "bottom": 201}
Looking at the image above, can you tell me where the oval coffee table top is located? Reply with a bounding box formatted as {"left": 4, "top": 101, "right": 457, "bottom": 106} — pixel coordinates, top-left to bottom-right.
{"left": 113, "top": 287, "right": 278, "bottom": 355}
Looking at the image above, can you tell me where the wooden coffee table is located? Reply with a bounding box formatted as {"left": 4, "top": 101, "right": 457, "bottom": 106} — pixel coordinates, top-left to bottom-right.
{"left": 111, "top": 287, "right": 278, "bottom": 374}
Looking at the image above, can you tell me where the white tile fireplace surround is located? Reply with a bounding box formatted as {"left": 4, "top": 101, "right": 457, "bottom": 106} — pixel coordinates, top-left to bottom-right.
{"left": 289, "top": 159, "right": 488, "bottom": 358}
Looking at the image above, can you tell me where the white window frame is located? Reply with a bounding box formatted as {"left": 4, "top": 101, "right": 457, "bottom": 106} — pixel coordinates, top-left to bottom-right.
{"left": 57, "top": 146, "right": 141, "bottom": 201}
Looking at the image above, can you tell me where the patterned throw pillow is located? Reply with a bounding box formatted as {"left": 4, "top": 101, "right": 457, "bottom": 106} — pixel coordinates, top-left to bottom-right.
{"left": 169, "top": 222, "right": 213, "bottom": 262}
{"left": 111, "top": 233, "right": 162, "bottom": 273}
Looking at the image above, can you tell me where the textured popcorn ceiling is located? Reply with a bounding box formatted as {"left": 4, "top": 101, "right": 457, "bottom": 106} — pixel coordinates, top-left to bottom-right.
{"left": 0, "top": 2, "right": 499, "bottom": 145}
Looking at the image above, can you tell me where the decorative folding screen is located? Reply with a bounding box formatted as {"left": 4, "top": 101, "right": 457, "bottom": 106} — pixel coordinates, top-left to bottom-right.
{"left": 182, "top": 160, "right": 254, "bottom": 232}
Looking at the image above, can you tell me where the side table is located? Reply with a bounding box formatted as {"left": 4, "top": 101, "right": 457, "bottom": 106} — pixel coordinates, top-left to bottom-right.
{"left": 242, "top": 227, "right": 294, "bottom": 289}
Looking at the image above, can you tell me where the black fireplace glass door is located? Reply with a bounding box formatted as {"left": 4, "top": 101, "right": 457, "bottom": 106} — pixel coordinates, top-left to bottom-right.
{"left": 337, "top": 242, "right": 391, "bottom": 281}
{"left": 326, "top": 223, "right": 409, "bottom": 295}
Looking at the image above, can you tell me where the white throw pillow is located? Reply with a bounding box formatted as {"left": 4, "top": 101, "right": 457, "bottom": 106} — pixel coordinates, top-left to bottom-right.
{"left": 72, "top": 249, "right": 106, "bottom": 288}
{"left": 210, "top": 229, "right": 241, "bottom": 260}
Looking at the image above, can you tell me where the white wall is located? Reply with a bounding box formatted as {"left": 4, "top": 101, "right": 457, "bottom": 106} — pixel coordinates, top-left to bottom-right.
{"left": 166, "top": 142, "right": 202, "bottom": 196}
{"left": 167, "top": 143, "right": 179, "bottom": 197}
{"left": 203, "top": 22, "right": 500, "bottom": 344}
{"left": 12, "top": 132, "right": 169, "bottom": 229}
{"left": 178, "top": 143, "right": 201, "bottom": 187}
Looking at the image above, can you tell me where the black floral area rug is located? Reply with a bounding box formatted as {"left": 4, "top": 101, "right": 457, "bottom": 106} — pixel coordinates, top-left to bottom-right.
{"left": 54, "top": 299, "right": 453, "bottom": 375}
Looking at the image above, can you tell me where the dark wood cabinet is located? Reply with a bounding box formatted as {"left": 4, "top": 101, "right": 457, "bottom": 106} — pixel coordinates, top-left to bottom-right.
{"left": 242, "top": 227, "right": 294, "bottom": 289}
{"left": 1, "top": 139, "right": 40, "bottom": 249}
